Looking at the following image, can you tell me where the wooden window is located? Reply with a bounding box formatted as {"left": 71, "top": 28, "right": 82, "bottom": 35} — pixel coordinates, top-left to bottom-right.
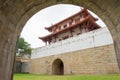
{"left": 75, "top": 18, "right": 80, "bottom": 23}
{"left": 59, "top": 26, "right": 61, "bottom": 30}
{"left": 52, "top": 27, "right": 57, "bottom": 32}
{"left": 63, "top": 24, "right": 67, "bottom": 28}
{"left": 69, "top": 20, "right": 73, "bottom": 25}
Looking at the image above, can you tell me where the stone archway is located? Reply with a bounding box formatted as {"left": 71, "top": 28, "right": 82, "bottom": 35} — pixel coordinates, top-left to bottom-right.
{"left": 52, "top": 59, "right": 64, "bottom": 75}
{"left": 0, "top": 0, "right": 120, "bottom": 80}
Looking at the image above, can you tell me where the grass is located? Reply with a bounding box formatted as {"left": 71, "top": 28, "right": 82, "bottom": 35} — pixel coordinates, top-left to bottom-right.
{"left": 14, "top": 73, "right": 120, "bottom": 80}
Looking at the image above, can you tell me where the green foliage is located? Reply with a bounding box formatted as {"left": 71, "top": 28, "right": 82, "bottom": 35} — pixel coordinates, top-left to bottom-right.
{"left": 14, "top": 73, "right": 120, "bottom": 80}
{"left": 17, "top": 37, "right": 32, "bottom": 57}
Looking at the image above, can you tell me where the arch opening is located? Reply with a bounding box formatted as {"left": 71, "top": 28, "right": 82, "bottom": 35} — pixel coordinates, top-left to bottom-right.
{"left": 52, "top": 59, "right": 64, "bottom": 75}
{"left": 19, "top": 3, "right": 120, "bottom": 75}
{"left": 16, "top": 3, "right": 120, "bottom": 76}
{"left": 0, "top": 1, "right": 120, "bottom": 80}
{"left": 21, "top": 4, "right": 107, "bottom": 48}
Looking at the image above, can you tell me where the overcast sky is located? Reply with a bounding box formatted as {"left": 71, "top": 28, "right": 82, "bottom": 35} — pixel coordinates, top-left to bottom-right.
{"left": 21, "top": 4, "right": 106, "bottom": 48}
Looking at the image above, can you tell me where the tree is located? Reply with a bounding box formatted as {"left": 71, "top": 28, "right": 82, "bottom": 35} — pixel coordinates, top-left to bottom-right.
{"left": 17, "top": 37, "right": 32, "bottom": 58}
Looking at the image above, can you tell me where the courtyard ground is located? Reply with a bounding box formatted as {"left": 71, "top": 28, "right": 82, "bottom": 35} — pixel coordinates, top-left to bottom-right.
{"left": 14, "top": 73, "right": 120, "bottom": 80}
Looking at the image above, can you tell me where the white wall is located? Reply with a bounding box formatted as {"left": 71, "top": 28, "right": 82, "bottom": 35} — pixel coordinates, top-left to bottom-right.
{"left": 21, "top": 62, "right": 30, "bottom": 73}
{"left": 31, "top": 27, "right": 113, "bottom": 59}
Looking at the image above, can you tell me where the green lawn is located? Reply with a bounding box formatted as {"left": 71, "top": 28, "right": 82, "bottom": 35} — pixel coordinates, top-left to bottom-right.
{"left": 14, "top": 73, "right": 120, "bottom": 80}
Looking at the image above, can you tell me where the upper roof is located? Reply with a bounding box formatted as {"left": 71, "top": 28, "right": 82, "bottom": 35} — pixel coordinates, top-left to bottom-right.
{"left": 39, "top": 15, "right": 100, "bottom": 41}
{"left": 45, "top": 8, "right": 98, "bottom": 32}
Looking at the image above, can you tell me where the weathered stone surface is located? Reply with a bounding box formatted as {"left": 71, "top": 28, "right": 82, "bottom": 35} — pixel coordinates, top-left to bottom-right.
{"left": 0, "top": 0, "right": 120, "bottom": 80}
{"left": 30, "top": 44, "right": 119, "bottom": 75}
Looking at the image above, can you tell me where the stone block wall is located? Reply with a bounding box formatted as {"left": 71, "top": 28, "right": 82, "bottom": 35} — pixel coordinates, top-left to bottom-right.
{"left": 30, "top": 44, "right": 119, "bottom": 75}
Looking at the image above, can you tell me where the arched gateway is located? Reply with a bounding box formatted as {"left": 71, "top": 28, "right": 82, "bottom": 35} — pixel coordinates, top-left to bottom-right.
{"left": 52, "top": 59, "right": 64, "bottom": 75}
{"left": 0, "top": 0, "right": 120, "bottom": 80}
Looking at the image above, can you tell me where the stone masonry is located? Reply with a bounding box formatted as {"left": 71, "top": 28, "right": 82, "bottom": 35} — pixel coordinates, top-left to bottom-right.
{"left": 30, "top": 27, "right": 119, "bottom": 75}
{"left": 0, "top": 0, "right": 120, "bottom": 80}
{"left": 30, "top": 44, "right": 119, "bottom": 75}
